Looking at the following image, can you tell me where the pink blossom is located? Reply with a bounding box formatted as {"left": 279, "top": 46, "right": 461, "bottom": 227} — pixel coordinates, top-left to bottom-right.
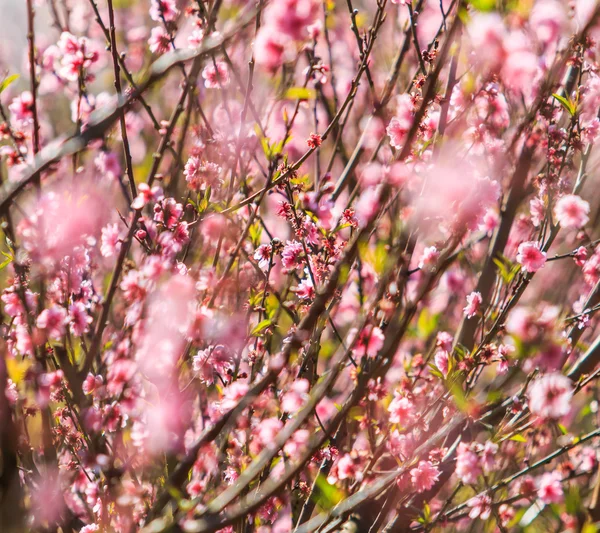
{"left": 150, "top": 0, "right": 178, "bottom": 22}
{"left": 456, "top": 442, "right": 482, "bottom": 484}
{"left": 335, "top": 453, "right": 361, "bottom": 481}
{"left": 554, "top": 195, "right": 590, "bottom": 229}
{"left": 434, "top": 350, "right": 449, "bottom": 376}
{"left": 202, "top": 61, "right": 230, "bottom": 89}
{"left": 355, "top": 187, "right": 381, "bottom": 227}
{"left": 467, "top": 13, "right": 506, "bottom": 70}
{"left": 296, "top": 276, "right": 315, "bottom": 300}
{"left": 281, "top": 240, "right": 304, "bottom": 270}
{"left": 183, "top": 157, "right": 222, "bottom": 191}
{"left": 467, "top": 494, "right": 492, "bottom": 520}
{"left": 418, "top": 246, "right": 439, "bottom": 269}
{"left": 387, "top": 95, "right": 414, "bottom": 149}
{"left": 388, "top": 393, "right": 415, "bottom": 426}
{"left": 36, "top": 305, "right": 68, "bottom": 340}
{"left": 9, "top": 91, "right": 34, "bottom": 125}
{"left": 410, "top": 460, "right": 440, "bottom": 492}
{"left": 254, "top": 30, "right": 292, "bottom": 72}
{"left": 100, "top": 223, "right": 122, "bottom": 258}
{"left": 82, "top": 373, "right": 103, "bottom": 395}
{"left": 281, "top": 379, "right": 309, "bottom": 412}
{"left": 148, "top": 26, "right": 171, "bottom": 54}
{"left": 516, "top": 241, "right": 547, "bottom": 273}
{"left": 537, "top": 472, "right": 564, "bottom": 504}
{"left": 530, "top": 0, "right": 566, "bottom": 46}
{"left": 528, "top": 373, "right": 573, "bottom": 419}
{"left": 69, "top": 301, "right": 92, "bottom": 336}
{"left": 352, "top": 326, "right": 385, "bottom": 358}
{"left": 463, "top": 291, "right": 482, "bottom": 319}
{"left": 254, "top": 244, "right": 272, "bottom": 270}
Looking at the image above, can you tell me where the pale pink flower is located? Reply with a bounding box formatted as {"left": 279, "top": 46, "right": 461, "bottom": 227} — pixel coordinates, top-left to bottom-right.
{"left": 263, "top": 0, "right": 320, "bottom": 41}
{"left": 131, "top": 183, "right": 163, "bottom": 209}
{"left": 386, "top": 94, "right": 414, "bottom": 149}
{"left": 582, "top": 118, "right": 600, "bottom": 144}
{"left": 150, "top": 0, "right": 178, "bottom": 22}
{"left": 69, "top": 301, "right": 92, "bottom": 336}
{"left": 281, "top": 379, "right": 309, "bottom": 412}
{"left": 456, "top": 442, "right": 481, "bottom": 484}
{"left": 95, "top": 151, "right": 122, "bottom": 180}
{"left": 481, "top": 441, "right": 498, "bottom": 473}
{"left": 516, "top": 241, "right": 546, "bottom": 273}
{"left": 220, "top": 381, "right": 249, "bottom": 411}
{"left": 336, "top": 453, "right": 360, "bottom": 481}
{"left": 530, "top": 0, "right": 566, "bottom": 46}
{"left": 538, "top": 472, "right": 564, "bottom": 504}
{"left": 36, "top": 305, "right": 68, "bottom": 340}
{"left": 281, "top": 240, "right": 304, "bottom": 270}
{"left": 148, "top": 26, "right": 171, "bottom": 54}
{"left": 410, "top": 460, "right": 440, "bottom": 492}
{"left": 188, "top": 28, "right": 205, "bottom": 48}
{"left": 9, "top": 91, "right": 34, "bottom": 125}
{"left": 82, "top": 373, "right": 103, "bottom": 395}
{"left": 283, "top": 429, "right": 310, "bottom": 459}
{"left": 352, "top": 326, "right": 385, "bottom": 358}
{"left": 530, "top": 197, "right": 545, "bottom": 227}
{"left": 434, "top": 350, "right": 449, "bottom": 376}
{"left": 183, "top": 157, "right": 222, "bottom": 191}
{"left": 467, "top": 494, "right": 492, "bottom": 520}
{"left": 354, "top": 187, "right": 381, "bottom": 227}
{"left": 296, "top": 276, "right": 315, "bottom": 300}
{"left": 502, "top": 35, "right": 538, "bottom": 94}
{"left": 467, "top": 13, "right": 506, "bottom": 70}
{"left": 388, "top": 393, "right": 415, "bottom": 426}
{"left": 418, "top": 246, "right": 439, "bottom": 269}
{"left": 202, "top": 61, "right": 230, "bottom": 89}
{"left": 554, "top": 195, "right": 590, "bottom": 229}
{"left": 463, "top": 291, "right": 482, "bottom": 319}
{"left": 101, "top": 223, "right": 122, "bottom": 258}
{"left": 254, "top": 30, "right": 292, "bottom": 71}
{"left": 581, "top": 73, "right": 600, "bottom": 126}
{"left": 254, "top": 244, "right": 272, "bottom": 270}
{"left": 252, "top": 418, "right": 283, "bottom": 453}
{"left": 528, "top": 373, "right": 573, "bottom": 419}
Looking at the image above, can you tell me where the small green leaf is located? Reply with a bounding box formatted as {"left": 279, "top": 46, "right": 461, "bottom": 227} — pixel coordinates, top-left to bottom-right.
{"left": 284, "top": 87, "right": 316, "bottom": 100}
{"left": 509, "top": 433, "right": 527, "bottom": 443}
{"left": 0, "top": 74, "right": 19, "bottom": 95}
{"left": 250, "top": 319, "right": 273, "bottom": 337}
{"left": 469, "top": 0, "right": 496, "bottom": 11}
{"left": 552, "top": 93, "right": 577, "bottom": 116}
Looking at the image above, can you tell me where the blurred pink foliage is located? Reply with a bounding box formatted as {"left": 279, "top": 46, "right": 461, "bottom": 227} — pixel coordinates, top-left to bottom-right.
{"left": 1, "top": 0, "right": 600, "bottom": 532}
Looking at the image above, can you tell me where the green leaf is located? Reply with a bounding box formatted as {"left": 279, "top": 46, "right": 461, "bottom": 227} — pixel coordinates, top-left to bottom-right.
{"left": 248, "top": 221, "right": 263, "bottom": 247}
{"left": 250, "top": 319, "right": 273, "bottom": 337}
{"left": 509, "top": 433, "right": 527, "bottom": 443}
{"left": 417, "top": 309, "right": 439, "bottom": 338}
{"left": 552, "top": 93, "right": 577, "bottom": 116}
{"left": 284, "top": 87, "right": 316, "bottom": 100}
{"left": 0, "top": 74, "right": 19, "bottom": 95}
{"left": 469, "top": 0, "right": 496, "bottom": 11}
{"left": 314, "top": 474, "right": 345, "bottom": 509}
{"left": 449, "top": 382, "right": 468, "bottom": 412}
